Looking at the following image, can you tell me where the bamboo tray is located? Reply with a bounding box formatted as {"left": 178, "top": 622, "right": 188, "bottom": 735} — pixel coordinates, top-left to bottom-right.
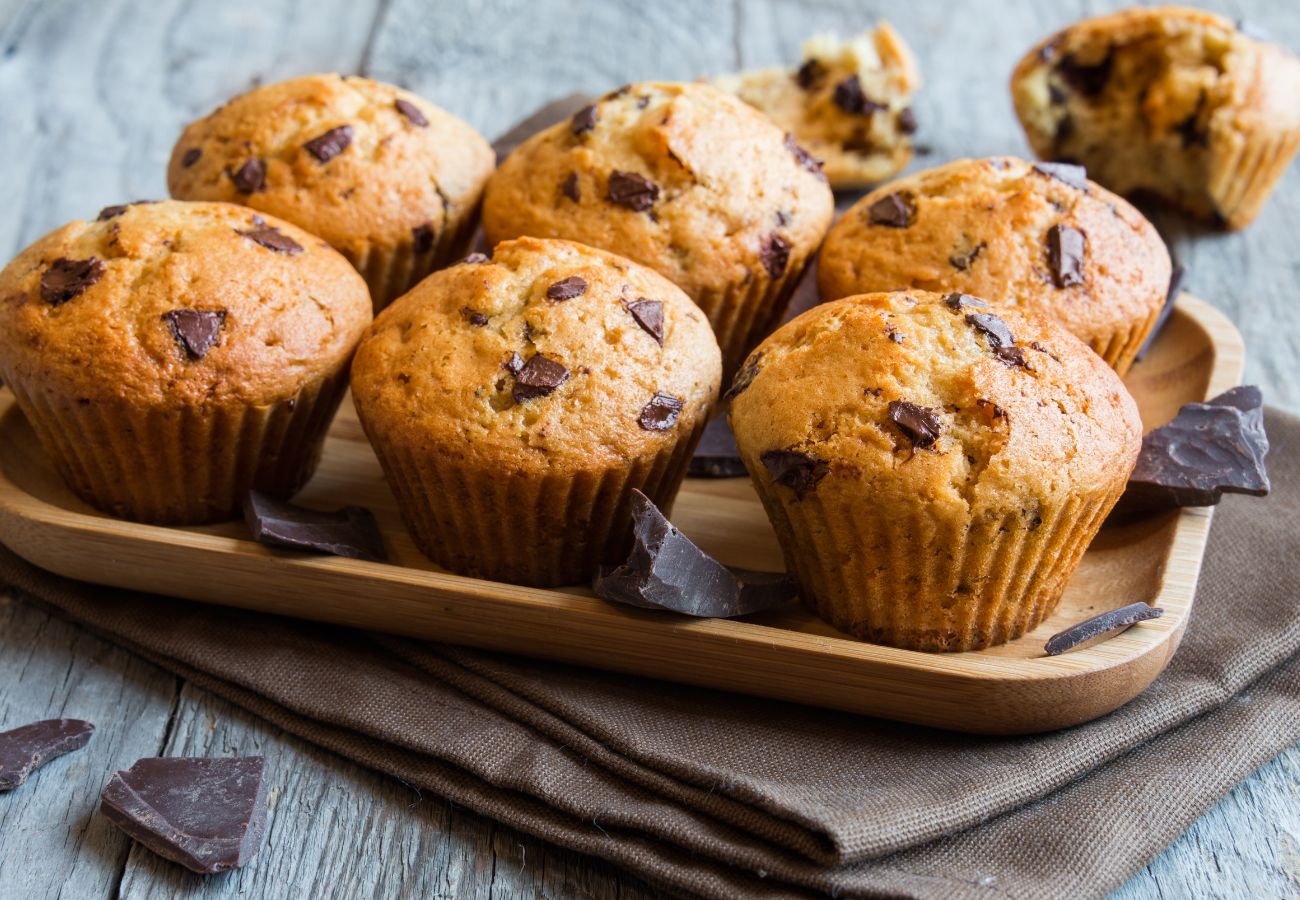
{"left": 0, "top": 295, "right": 1242, "bottom": 734}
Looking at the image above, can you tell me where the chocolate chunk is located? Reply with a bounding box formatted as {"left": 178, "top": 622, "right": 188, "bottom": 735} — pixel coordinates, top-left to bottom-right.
{"left": 994, "top": 346, "right": 1032, "bottom": 369}
{"left": 794, "top": 58, "right": 826, "bottom": 90}
{"left": 100, "top": 756, "right": 268, "bottom": 874}
{"left": 689, "top": 416, "right": 746, "bottom": 478}
{"left": 511, "top": 353, "right": 569, "bottom": 402}
{"left": 759, "top": 233, "right": 792, "bottom": 280}
{"left": 395, "top": 97, "right": 429, "bottom": 127}
{"left": 627, "top": 298, "right": 664, "bottom": 345}
{"left": 236, "top": 221, "right": 303, "bottom": 255}
{"left": 832, "top": 75, "right": 883, "bottom": 115}
{"left": 944, "top": 292, "right": 987, "bottom": 311}
{"left": 303, "top": 125, "right": 353, "bottom": 163}
{"left": 897, "top": 107, "right": 918, "bottom": 134}
{"left": 546, "top": 276, "right": 587, "bottom": 301}
{"left": 561, "top": 171, "right": 581, "bottom": 202}
{"left": 1115, "top": 386, "right": 1270, "bottom": 516}
{"left": 724, "top": 351, "right": 763, "bottom": 402}
{"left": 965, "top": 312, "right": 1014, "bottom": 349}
{"left": 1136, "top": 263, "right": 1184, "bottom": 361}
{"left": 40, "top": 257, "right": 104, "bottom": 306}
{"left": 638, "top": 392, "right": 684, "bottom": 431}
{"left": 244, "top": 490, "right": 386, "bottom": 562}
{"left": 867, "top": 192, "right": 915, "bottom": 228}
{"left": 594, "top": 491, "right": 797, "bottom": 617}
{"left": 607, "top": 171, "right": 659, "bottom": 212}
{"left": 181, "top": 147, "right": 202, "bottom": 167}
{"left": 228, "top": 158, "right": 266, "bottom": 194}
{"left": 163, "top": 309, "right": 227, "bottom": 360}
{"left": 570, "top": 104, "right": 598, "bottom": 136}
{"left": 1057, "top": 50, "right": 1114, "bottom": 97}
{"left": 948, "top": 242, "right": 985, "bottom": 271}
{"left": 463, "top": 252, "right": 490, "bottom": 265}
{"left": 885, "top": 323, "right": 905, "bottom": 344}
{"left": 462, "top": 307, "right": 489, "bottom": 327}
{"left": 888, "top": 400, "right": 942, "bottom": 449}
{"left": 760, "top": 449, "right": 828, "bottom": 499}
{"left": 97, "top": 204, "right": 130, "bottom": 221}
{"left": 1032, "top": 161, "right": 1089, "bottom": 191}
{"left": 411, "top": 222, "right": 435, "bottom": 254}
{"left": 1046, "top": 224, "right": 1086, "bottom": 287}
{"left": 0, "top": 719, "right": 95, "bottom": 791}
{"left": 783, "top": 133, "right": 825, "bottom": 179}
{"left": 1045, "top": 602, "right": 1163, "bottom": 656}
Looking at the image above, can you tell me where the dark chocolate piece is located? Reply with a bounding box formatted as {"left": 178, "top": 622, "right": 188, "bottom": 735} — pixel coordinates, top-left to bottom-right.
{"left": 1135, "top": 263, "right": 1184, "bottom": 361}
{"left": 888, "top": 400, "right": 942, "bottom": 449}
{"left": 40, "top": 257, "right": 104, "bottom": 305}
{"left": 724, "top": 351, "right": 763, "bottom": 401}
{"left": 1032, "top": 161, "right": 1088, "bottom": 191}
{"left": 1045, "top": 602, "right": 1163, "bottom": 656}
{"left": 794, "top": 58, "right": 825, "bottom": 90}
{"left": 638, "top": 392, "right": 684, "bottom": 431}
{"left": 948, "top": 242, "right": 985, "bottom": 271}
{"left": 885, "top": 324, "right": 904, "bottom": 344}
{"left": 181, "top": 147, "right": 202, "bottom": 167}
{"left": 994, "top": 346, "right": 1032, "bottom": 369}
{"left": 561, "top": 172, "right": 581, "bottom": 202}
{"left": 236, "top": 222, "right": 303, "bottom": 255}
{"left": 546, "top": 276, "right": 587, "bottom": 301}
{"left": 627, "top": 298, "right": 664, "bottom": 344}
{"left": 1057, "top": 50, "right": 1114, "bottom": 97}
{"left": 607, "top": 170, "right": 659, "bottom": 211}
{"left": 462, "top": 307, "right": 489, "bottom": 327}
{"left": 228, "top": 158, "right": 266, "bottom": 194}
{"left": 944, "top": 292, "right": 986, "bottom": 311}
{"left": 98, "top": 204, "right": 130, "bottom": 221}
{"left": 570, "top": 104, "right": 599, "bottom": 136}
{"left": 897, "top": 107, "right": 918, "bottom": 134}
{"left": 303, "top": 125, "right": 353, "bottom": 163}
{"left": 492, "top": 94, "right": 593, "bottom": 160}
{"left": 163, "top": 309, "right": 227, "bottom": 360}
{"left": 593, "top": 491, "right": 797, "bottom": 617}
{"left": 395, "top": 98, "right": 429, "bottom": 127}
{"left": 965, "top": 312, "right": 1014, "bottom": 349}
{"left": 1115, "top": 386, "right": 1270, "bottom": 516}
{"left": 99, "top": 756, "right": 268, "bottom": 875}
{"left": 784, "top": 133, "right": 825, "bottom": 179}
{"left": 759, "top": 232, "right": 792, "bottom": 279}
{"left": 1046, "top": 224, "right": 1086, "bottom": 287}
{"left": 832, "top": 75, "right": 883, "bottom": 115}
{"left": 760, "top": 449, "right": 828, "bottom": 500}
{"left": 0, "top": 719, "right": 95, "bottom": 791}
{"left": 244, "top": 491, "right": 386, "bottom": 561}
{"left": 511, "top": 353, "right": 569, "bottom": 402}
{"left": 688, "top": 415, "right": 746, "bottom": 478}
{"left": 867, "top": 192, "right": 915, "bottom": 228}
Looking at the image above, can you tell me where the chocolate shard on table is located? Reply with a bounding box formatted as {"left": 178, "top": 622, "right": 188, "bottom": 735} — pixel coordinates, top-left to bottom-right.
{"left": 243, "top": 490, "right": 387, "bottom": 562}
{"left": 1113, "top": 385, "right": 1270, "bottom": 517}
{"left": 594, "top": 490, "right": 797, "bottom": 617}
{"left": 100, "top": 756, "right": 269, "bottom": 875}
{"left": 1045, "top": 602, "right": 1164, "bottom": 656}
{"left": 0, "top": 718, "right": 95, "bottom": 791}
{"left": 688, "top": 415, "right": 747, "bottom": 478}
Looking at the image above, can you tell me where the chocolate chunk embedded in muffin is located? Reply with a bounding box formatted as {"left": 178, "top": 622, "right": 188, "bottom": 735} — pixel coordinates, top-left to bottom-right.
{"left": 817, "top": 157, "right": 1170, "bottom": 374}
{"left": 167, "top": 74, "right": 495, "bottom": 308}
{"left": 729, "top": 290, "right": 1142, "bottom": 652}
{"left": 481, "top": 81, "right": 834, "bottom": 380}
{"left": 1011, "top": 7, "right": 1300, "bottom": 229}
{"left": 0, "top": 200, "right": 372, "bottom": 524}
{"left": 350, "top": 237, "right": 722, "bottom": 587}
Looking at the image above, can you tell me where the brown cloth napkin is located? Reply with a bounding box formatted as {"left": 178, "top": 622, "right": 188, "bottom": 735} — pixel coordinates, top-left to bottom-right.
{"left": 1, "top": 407, "right": 1297, "bottom": 899}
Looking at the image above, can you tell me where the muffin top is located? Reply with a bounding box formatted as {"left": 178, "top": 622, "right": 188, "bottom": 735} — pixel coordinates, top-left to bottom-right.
{"left": 167, "top": 74, "right": 495, "bottom": 259}
{"left": 0, "top": 200, "right": 372, "bottom": 407}
{"left": 728, "top": 290, "right": 1142, "bottom": 513}
{"left": 817, "top": 157, "right": 1171, "bottom": 365}
{"left": 351, "top": 237, "right": 722, "bottom": 472}
{"left": 481, "top": 82, "right": 835, "bottom": 301}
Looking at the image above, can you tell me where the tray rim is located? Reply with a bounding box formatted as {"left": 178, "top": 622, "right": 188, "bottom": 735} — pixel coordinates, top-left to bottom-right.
{"left": 0, "top": 295, "right": 1245, "bottom": 731}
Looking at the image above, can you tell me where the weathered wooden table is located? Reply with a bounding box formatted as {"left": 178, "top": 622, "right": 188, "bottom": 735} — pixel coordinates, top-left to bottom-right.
{"left": 1, "top": 1, "right": 1296, "bottom": 896}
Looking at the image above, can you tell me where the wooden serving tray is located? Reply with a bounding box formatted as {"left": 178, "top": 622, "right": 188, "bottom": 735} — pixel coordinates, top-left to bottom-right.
{"left": 0, "top": 295, "right": 1242, "bottom": 734}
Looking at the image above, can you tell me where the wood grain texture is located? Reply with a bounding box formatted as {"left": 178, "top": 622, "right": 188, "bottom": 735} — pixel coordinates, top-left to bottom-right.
{"left": 0, "top": 0, "right": 1296, "bottom": 897}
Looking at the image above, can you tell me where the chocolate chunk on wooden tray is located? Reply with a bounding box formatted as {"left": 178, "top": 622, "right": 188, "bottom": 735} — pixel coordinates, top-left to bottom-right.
{"left": 244, "top": 491, "right": 387, "bottom": 562}
{"left": 0, "top": 719, "right": 95, "bottom": 791}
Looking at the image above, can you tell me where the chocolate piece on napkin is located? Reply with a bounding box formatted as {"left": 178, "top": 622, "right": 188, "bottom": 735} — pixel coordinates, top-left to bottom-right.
{"left": 0, "top": 719, "right": 94, "bottom": 791}
{"left": 688, "top": 415, "right": 747, "bottom": 478}
{"left": 1114, "top": 385, "right": 1270, "bottom": 517}
{"left": 594, "top": 490, "right": 796, "bottom": 616}
{"left": 243, "top": 491, "right": 386, "bottom": 562}
{"left": 1045, "top": 602, "right": 1165, "bottom": 656}
{"left": 100, "top": 756, "right": 268, "bottom": 874}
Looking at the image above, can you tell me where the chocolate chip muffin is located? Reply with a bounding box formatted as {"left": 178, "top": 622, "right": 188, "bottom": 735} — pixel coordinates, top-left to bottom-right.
{"left": 0, "top": 200, "right": 372, "bottom": 524}
{"left": 728, "top": 290, "right": 1142, "bottom": 652}
{"left": 350, "top": 237, "right": 722, "bottom": 587}
{"left": 167, "top": 74, "right": 495, "bottom": 308}
{"left": 480, "top": 81, "right": 834, "bottom": 379}
{"left": 817, "top": 157, "right": 1170, "bottom": 374}
{"left": 1011, "top": 7, "right": 1300, "bottom": 229}
{"left": 713, "top": 24, "right": 922, "bottom": 190}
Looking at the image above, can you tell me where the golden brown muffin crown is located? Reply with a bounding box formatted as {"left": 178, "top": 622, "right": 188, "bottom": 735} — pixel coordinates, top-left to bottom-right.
{"left": 351, "top": 237, "right": 722, "bottom": 472}
{"left": 729, "top": 290, "right": 1143, "bottom": 510}
{"left": 481, "top": 81, "right": 835, "bottom": 302}
{"left": 167, "top": 74, "right": 495, "bottom": 260}
{"left": 0, "top": 200, "right": 372, "bottom": 407}
{"left": 817, "top": 156, "right": 1171, "bottom": 373}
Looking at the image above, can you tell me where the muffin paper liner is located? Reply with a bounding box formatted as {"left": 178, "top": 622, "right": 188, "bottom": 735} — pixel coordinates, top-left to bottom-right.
{"left": 4, "top": 368, "right": 350, "bottom": 525}
{"left": 364, "top": 414, "right": 708, "bottom": 588}
{"left": 1209, "top": 125, "right": 1300, "bottom": 229}
{"left": 347, "top": 201, "right": 483, "bottom": 312}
